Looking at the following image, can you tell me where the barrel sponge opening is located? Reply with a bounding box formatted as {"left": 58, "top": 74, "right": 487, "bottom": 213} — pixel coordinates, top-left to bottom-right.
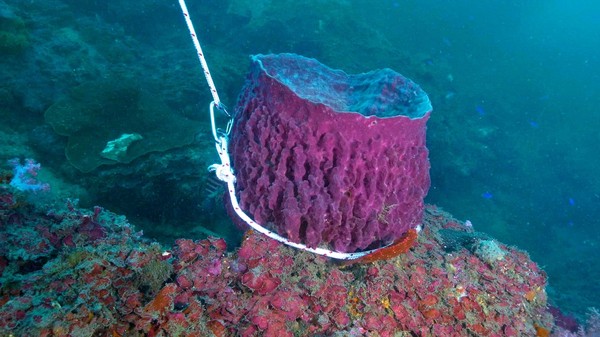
{"left": 253, "top": 53, "right": 431, "bottom": 119}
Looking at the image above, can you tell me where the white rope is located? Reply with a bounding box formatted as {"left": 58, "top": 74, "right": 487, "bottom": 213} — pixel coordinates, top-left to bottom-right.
{"left": 178, "top": 0, "right": 223, "bottom": 109}
{"left": 179, "top": 0, "right": 390, "bottom": 260}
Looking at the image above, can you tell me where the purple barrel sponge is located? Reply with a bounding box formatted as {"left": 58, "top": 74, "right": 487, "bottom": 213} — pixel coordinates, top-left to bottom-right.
{"left": 229, "top": 53, "right": 432, "bottom": 253}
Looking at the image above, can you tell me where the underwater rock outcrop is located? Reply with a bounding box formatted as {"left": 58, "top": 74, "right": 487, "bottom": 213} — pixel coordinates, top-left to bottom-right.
{"left": 0, "top": 183, "right": 554, "bottom": 336}
{"left": 44, "top": 78, "right": 202, "bottom": 172}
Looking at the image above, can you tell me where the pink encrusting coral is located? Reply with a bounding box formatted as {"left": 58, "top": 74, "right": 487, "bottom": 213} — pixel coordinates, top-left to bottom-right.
{"left": 228, "top": 53, "right": 432, "bottom": 252}
{"left": 0, "top": 184, "right": 558, "bottom": 336}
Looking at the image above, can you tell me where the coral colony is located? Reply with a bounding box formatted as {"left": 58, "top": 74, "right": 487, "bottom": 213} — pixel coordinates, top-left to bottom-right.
{"left": 0, "top": 181, "right": 556, "bottom": 336}
{"left": 7, "top": 158, "right": 50, "bottom": 192}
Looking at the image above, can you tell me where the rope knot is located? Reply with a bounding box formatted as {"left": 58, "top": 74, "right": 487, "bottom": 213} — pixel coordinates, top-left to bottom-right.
{"left": 209, "top": 163, "right": 235, "bottom": 183}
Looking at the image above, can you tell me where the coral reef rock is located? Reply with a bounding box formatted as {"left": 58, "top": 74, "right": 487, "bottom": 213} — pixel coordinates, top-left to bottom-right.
{"left": 0, "top": 184, "right": 554, "bottom": 336}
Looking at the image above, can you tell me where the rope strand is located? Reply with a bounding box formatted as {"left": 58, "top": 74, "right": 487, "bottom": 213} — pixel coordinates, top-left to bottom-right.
{"left": 178, "top": 0, "right": 222, "bottom": 108}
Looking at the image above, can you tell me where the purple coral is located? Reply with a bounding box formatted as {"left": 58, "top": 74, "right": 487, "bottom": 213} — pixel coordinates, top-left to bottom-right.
{"left": 550, "top": 308, "right": 600, "bottom": 337}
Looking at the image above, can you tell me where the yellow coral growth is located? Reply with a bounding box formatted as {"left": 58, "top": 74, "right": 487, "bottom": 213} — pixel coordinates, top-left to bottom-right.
{"left": 534, "top": 323, "right": 550, "bottom": 337}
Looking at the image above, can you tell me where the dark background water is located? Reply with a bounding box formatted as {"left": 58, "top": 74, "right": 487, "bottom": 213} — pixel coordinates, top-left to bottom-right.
{"left": 363, "top": 0, "right": 600, "bottom": 317}
{"left": 1, "top": 0, "right": 598, "bottom": 320}
{"left": 376, "top": 0, "right": 600, "bottom": 317}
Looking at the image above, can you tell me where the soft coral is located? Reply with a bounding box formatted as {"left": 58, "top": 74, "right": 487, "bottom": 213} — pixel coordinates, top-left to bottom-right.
{"left": 551, "top": 308, "right": 600, "bottom": 337}
{"left": 7, "top": 158, "right": 49, "bottom": 192}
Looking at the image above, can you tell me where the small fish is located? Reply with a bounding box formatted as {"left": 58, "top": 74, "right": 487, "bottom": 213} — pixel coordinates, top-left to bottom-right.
{"left": 529, "top": 121, "right": 539, "bottom": 128}
{"left": 568, "top": 197, "right": 575, "bottom": 206}
{"left": 475, "top": 105, "right": 486, "bottom": 116}
{"left": 482, "top": 191, "right": 493, "bottom": 199}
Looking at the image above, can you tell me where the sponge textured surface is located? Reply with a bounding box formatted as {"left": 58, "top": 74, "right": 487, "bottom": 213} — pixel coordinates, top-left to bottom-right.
{"left": 229, "top": 53, "right": 431, "bottom": 252}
